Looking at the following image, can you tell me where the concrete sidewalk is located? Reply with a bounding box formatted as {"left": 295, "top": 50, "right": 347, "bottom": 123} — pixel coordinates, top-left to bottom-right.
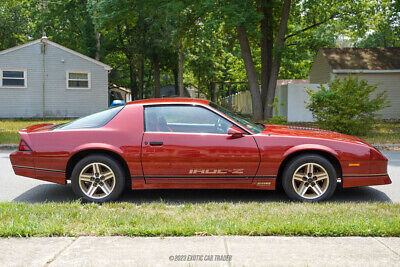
{"left": 0, "top": 236, "right": 399, "bottom": 266}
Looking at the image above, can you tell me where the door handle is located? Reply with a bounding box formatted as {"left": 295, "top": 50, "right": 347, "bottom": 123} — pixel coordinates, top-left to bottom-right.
{"left": 149, "top": 141, "right": 163, "bottom": 146}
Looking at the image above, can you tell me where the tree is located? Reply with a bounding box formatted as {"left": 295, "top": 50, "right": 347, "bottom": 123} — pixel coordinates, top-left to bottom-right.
{"left": 91, "top": 0, "right": 185, "bottom": 99}
{"left": 356, "top": 0, "right": 400, "bottom": 47}
{"left": 0, "top": 0, "right": 33, "bottom": 50}
{"left": 38, "top": 0, "right": 99, "bottom": 58}
{"left": 161, "top": 0, "right": 205, "bottom": 97}
{"left": 0, "top": 0, "right": 392, "bottom": 109}
{"left": 202, "top": 0, "right": 383, "bottom": 120}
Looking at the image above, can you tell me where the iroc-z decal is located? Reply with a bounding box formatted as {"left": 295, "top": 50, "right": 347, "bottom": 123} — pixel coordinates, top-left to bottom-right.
{"left": 189, "top": 169, "right": 244, "bottom": 175}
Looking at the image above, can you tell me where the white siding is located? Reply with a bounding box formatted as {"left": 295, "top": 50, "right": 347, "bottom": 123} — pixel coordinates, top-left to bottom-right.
{"left": 275, "top": 84, "right": 288, "bottom": 118}
{"left": 0, "top": 42, "right": 44, "bottom": 117}
{"left": 285, "top": 84, "right": 319, "bottom": 122}
{"left": 336, "top": 73, "right": 400, "bottom": 120}
{"left": 309, "top": 50, "right": 333, "bottom": 84}
{"left": 43, "top": 42, "right": 108, "bottom": 117}
{"left": 0, "top": 40, "right": 108, "bottom": 118}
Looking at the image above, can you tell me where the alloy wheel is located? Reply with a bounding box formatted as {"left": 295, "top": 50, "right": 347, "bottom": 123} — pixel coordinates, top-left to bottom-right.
{"left": 292, "top": 162, "right": 329, "bottom": 200}
{"left": 78, "top": 162, "right": 116, "bottom": 199}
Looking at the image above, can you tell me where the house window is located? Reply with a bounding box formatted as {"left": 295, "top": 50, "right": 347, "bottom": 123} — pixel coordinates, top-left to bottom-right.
{"left": 1, "top": 69, "right": 26, "bottom": 88}
{"left": 67, "top": 71, "right": 90, "bottom": 89}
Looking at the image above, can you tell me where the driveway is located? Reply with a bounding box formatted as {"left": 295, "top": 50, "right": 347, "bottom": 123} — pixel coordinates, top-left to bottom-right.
{"left": 0, "top": 150, "right": 399, "bottom": 203}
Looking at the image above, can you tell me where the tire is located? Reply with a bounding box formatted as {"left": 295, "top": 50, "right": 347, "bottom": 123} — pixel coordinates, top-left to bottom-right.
{"left": 71, "top": 154, "right": 125, "bottom": 203}
{"left": 282, "top": 154, "right": 337, "bottom": 202}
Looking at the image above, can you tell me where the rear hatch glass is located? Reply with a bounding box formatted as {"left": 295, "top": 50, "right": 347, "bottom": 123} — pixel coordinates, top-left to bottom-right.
{"left": 52, "top": 105, "right": 124, "bottom": 131}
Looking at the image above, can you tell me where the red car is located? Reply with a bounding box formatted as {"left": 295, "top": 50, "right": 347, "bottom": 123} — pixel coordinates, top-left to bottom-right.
{"left": 10, "top": 98, "right": 391, "bottom": 202}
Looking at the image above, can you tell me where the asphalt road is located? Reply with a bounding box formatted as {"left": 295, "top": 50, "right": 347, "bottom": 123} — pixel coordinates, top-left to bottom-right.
{"left": 0, "top": 150, "right": 399, "bottom": 203}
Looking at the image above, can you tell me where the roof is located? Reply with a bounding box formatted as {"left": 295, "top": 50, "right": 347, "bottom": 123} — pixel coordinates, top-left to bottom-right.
{"left": 277, "top": 79, "right": 309, "bottom": 86}
{"left": 0, "top": 37, "right": 112, "bottom": 71}
{"left": 320, "top": 47, "right": 400, "bottom": 70}
{"left": 151, "top": 84, "right": 191, "bottom": 98}
{"left": 128, "top": 98, "right": 210, "bottom": 106}
{"left": 109, "top": 84, "right": 131, "bottom": 94}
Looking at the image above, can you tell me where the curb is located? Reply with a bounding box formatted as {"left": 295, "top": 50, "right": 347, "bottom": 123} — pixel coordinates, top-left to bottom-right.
{"left": 373, "top": 144, "right": 400, "bottom": 151}
{"left": 0, "top": 144, "right": 18, "bottom": 151}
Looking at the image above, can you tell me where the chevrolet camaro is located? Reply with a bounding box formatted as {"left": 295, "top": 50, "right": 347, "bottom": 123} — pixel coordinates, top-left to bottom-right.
{"left": 10, "top": 98, "right": 391, "bottom": 202}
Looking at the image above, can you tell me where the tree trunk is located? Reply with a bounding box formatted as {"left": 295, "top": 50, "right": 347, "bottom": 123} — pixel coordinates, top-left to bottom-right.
{"left": 154, "top": 54, "right": 161, "bottom": 98}
{"left": 173, "top": 68, "right": 179, "bottom": 95}
{"left": 126, "top": 32, "right": 137, "bottom": 100}
{"left": 236, "top": 25, "right": 263, "bottom": 121}
{"left": 264, "top": 0, "right": 291, "bottom": 119}
{"left": 138, "top": 55, "right": 144, "bottom": 100}
{"left": 129, "top": 60, "right": 137, "bottom": 101}
{"left": 144, "top": 71, "right": 152, "bottom": 98}
{"left": 211, "top": 82, "right": 218, "bottom": 103}
{"left": 260, "top": 0, "right": 273, "bottom": 107}
{"left": 95, "top": 31, "right": 101, "bottom": 61}
{"left": 178, "top": 40, "right": 184, "bottom": 97}
{"left": 197, "top": 73, "right": 201, "bottom": 98}
{"left": 228, "top": 83, "right": 232, "bottom": 108}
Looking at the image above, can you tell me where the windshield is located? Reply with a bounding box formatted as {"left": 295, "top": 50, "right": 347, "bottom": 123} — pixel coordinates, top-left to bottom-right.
{"left": 209, "top": 102, "right": 264, "bottom": 134}
{"left": 52, "top": 105, "right": 124, "bottom": 130}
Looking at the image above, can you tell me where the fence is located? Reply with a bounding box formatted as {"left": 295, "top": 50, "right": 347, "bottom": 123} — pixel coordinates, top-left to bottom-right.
{"left": 222, "top": 83, "right": 322, "bottom": 122}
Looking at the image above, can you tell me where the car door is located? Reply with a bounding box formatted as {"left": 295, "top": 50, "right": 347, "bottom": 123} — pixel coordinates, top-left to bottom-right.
{"left": 141, "top": 104, "right": 260, "bottom": 184}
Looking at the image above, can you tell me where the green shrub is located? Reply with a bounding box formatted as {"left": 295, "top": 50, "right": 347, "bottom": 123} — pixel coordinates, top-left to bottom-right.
{"left": 268, "top": 97, "right": 287, "bottom": 125}
{"left": 306, "top": 76, "right": 389, "bottom": 135}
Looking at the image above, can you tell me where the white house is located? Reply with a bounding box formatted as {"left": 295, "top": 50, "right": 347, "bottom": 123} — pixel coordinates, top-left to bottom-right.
{"left": 0, "top": 37, "right": 111, "bottom": 118}
{"left": 310, "top": 47, "right": 400, "bottom": 119}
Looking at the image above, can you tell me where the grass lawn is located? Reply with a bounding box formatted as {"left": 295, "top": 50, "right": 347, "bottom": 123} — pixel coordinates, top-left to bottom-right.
{"left": 363, "top": 121, "right": 400, "bottom": 144}
{"left": 290, "top": 121, "right": 400, "bottom": 144}
{"left": 1, "top": 202, "right": 399, "bottom": 237}
{"left": 0, "top": 119, "right": 70, "bottom": 144}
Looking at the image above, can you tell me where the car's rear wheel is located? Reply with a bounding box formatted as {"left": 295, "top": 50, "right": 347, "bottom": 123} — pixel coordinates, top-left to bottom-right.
{"left": 282, "top": 154, "right": 337, "bottom": 202}
{"left": 71, "top": 155, "right": 125, "bottom": 203}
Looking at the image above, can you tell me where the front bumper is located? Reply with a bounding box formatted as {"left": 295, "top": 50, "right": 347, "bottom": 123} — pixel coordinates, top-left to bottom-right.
{"left": 342, "top": 174, "right": 392, "bottom": 188}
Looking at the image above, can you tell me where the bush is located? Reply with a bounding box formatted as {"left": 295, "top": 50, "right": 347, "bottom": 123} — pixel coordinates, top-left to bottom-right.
{"left": 306, "top": 76, "right": 389, "bottom": 135}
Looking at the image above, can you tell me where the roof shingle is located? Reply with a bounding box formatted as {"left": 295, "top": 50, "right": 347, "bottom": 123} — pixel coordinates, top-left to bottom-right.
{"left": 321, "top": 47, "right": 400, "bottom": 70}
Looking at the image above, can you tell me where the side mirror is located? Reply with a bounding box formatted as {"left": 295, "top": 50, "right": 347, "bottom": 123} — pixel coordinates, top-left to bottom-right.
{"left": 227, "top": 126, "right": 245, "bottom": 138}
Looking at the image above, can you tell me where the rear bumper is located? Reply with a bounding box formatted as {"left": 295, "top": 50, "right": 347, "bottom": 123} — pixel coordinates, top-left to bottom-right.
{"left": 342, "top": 174, "right": 392, "bottom": 188}
{"left": 11, "top": 165, "right": 37, "bottom": 179}
{"left": 10, "top": 151, "right": 66, "bottom": 184}
{"left": 10, "top": 151, "right": 36, "bottom": 179}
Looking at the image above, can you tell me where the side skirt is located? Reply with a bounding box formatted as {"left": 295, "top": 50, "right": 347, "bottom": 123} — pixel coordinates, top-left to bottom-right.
{"left": 131, "top": 176, "right": 276, "bottom": 190}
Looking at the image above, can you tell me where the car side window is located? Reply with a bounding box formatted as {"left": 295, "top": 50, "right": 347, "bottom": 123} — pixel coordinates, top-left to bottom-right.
{"left": 144, "top": 105, "right": 233, "bottom": 134}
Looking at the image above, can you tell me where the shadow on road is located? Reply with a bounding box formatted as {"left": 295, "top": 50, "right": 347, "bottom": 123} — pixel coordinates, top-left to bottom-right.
{"left": 13, "top": 184, "right": 77, "bottom": 203}
{"left": 13, "top": 184, "right": 392, "bottom": 204}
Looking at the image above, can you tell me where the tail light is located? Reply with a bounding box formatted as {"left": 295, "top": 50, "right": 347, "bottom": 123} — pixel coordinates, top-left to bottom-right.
{"left": 19, "top": 140, "right": 32, "bottom": 151}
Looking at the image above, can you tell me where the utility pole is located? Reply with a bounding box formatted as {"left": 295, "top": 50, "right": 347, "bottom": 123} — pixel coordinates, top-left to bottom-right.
{"left": 41, "top": 0, "right": 45, "bottom": 37}
{"left": 41, "top": 0, "right": 46, "bottom": 118}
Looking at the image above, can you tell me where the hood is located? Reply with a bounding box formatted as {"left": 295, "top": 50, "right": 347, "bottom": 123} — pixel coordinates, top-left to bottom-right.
{"left": 260, "top": 124, "right": 371, "bottom": 146}
{"left": 19, "top": 123, "right": 56, "bottom": 133}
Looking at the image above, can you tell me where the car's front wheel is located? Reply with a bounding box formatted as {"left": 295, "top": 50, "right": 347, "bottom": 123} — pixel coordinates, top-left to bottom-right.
{"left": 71, "top": 154, "right": 125, "bottom": 203}
{"left": 282, "top": 154, "right": 337, "bottom": 202}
